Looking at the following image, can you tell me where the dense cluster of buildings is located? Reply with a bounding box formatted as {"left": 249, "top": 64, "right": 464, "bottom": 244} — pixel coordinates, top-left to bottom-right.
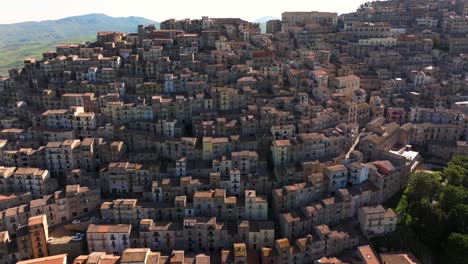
{"left": 1, "top": 0, "right": 467, "bottom": 263}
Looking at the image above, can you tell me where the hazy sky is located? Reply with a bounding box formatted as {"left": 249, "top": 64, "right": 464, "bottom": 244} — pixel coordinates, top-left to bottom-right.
{"left": 0, "top": 0, "right": 370, "bottom": 24}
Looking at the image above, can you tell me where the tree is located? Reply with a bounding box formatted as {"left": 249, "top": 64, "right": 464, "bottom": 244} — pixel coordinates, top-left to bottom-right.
{"left": 409, "top": 198, "right": 447, "bottom": 249}
{"left": 443, "top": 164, "right": 468, "bottom": 187}
{"left": 445, "top": 233, "right": 468, "bottom": 263}
{"left": 449, "top": 204, "right": 468, "bottom": 234}
{"left": 449, "top": 156, "right": 468, "bottom": 171}
{"left": 432, "top": 37, "right": 441, "bottom": 50}
{"left": 400, "top": 156, "right": 468, "bottom": 262}
{"left": 440, "top": 185, "right": 467, "bottom": 212}
{"left": 407, "top": 172, "right": 441, "bottom": 205}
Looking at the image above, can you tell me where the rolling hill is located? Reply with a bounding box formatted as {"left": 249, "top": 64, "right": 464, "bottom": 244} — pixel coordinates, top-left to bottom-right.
{"left": 0, "top": 13, "right": 158, "bottom": 75}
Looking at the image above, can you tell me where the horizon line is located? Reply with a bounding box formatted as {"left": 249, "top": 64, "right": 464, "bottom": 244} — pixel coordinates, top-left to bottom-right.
{"left": 0, "top": 10, "right": 359, "bottom": 25}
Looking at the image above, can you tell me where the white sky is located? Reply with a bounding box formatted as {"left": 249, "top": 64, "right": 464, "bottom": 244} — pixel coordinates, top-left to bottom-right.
{"left": 0, "top": 0, "right": 370, "bottom": 24}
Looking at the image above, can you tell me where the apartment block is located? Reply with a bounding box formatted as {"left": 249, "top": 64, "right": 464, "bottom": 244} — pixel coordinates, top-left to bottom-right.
{"left": 86, "top": 224, "right": 132, "bottom": 255}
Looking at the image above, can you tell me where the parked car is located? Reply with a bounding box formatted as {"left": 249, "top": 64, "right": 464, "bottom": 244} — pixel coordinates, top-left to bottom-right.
{"left": 71, "top": 235, "right": 83, "bottom": 242}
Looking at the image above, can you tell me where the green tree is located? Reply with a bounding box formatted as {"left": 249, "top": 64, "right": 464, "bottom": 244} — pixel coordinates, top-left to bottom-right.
{"left": 407, "top": 172, "right": 441, "bottom": 205}
{"left": 440, "top": 185, "right": 467, "bottom": 212}
{"left": 449, "top": 204, "right": 468, "bottom": 234}
{"left": 398, "top": 156, "right": 468, "bottom": 263}
{"left": 443, "top": 164, "right": 468, "bottom": 186}
{"left": 445, "top": 233, "right": 468, "bottom": 263}
{"left": 432, "top": 37, "right": 441, "bottom": 49}
{"left": 449, "top": 156, "right": 468, "bottom": 170}
{"left": 409, "top": 198, "right": 447, "bottom": 249}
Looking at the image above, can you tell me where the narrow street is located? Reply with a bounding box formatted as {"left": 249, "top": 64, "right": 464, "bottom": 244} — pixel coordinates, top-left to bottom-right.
{"left": 346, "top": 130, "right": 364, "bottom": 159}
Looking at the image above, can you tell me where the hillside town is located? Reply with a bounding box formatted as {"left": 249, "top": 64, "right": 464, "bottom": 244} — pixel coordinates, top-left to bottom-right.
{"left": 0, "top": 0, "right": 467, "bottom": 263}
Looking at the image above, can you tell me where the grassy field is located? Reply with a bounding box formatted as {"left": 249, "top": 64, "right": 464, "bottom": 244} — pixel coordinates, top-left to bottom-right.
{"left": 0, "top": 35, "right": 95, "bottom": 76}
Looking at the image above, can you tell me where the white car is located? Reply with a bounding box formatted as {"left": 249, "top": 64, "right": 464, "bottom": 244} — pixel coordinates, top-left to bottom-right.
{"left": 72, "top": 220, "right": 81, "bottom": 224}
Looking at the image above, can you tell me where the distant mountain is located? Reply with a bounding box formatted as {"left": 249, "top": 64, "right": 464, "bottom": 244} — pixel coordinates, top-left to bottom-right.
{"left": 253, "top": 16, "right": 280, "bottom": 23}
{"left": 253, "top": 16, "right": 280, "bottom": 33}
{"left": 0, "top": 13, "right": 158, "bottom": 47}
{"left": 0, "top": 13, "right": 158, "bottom": 75}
